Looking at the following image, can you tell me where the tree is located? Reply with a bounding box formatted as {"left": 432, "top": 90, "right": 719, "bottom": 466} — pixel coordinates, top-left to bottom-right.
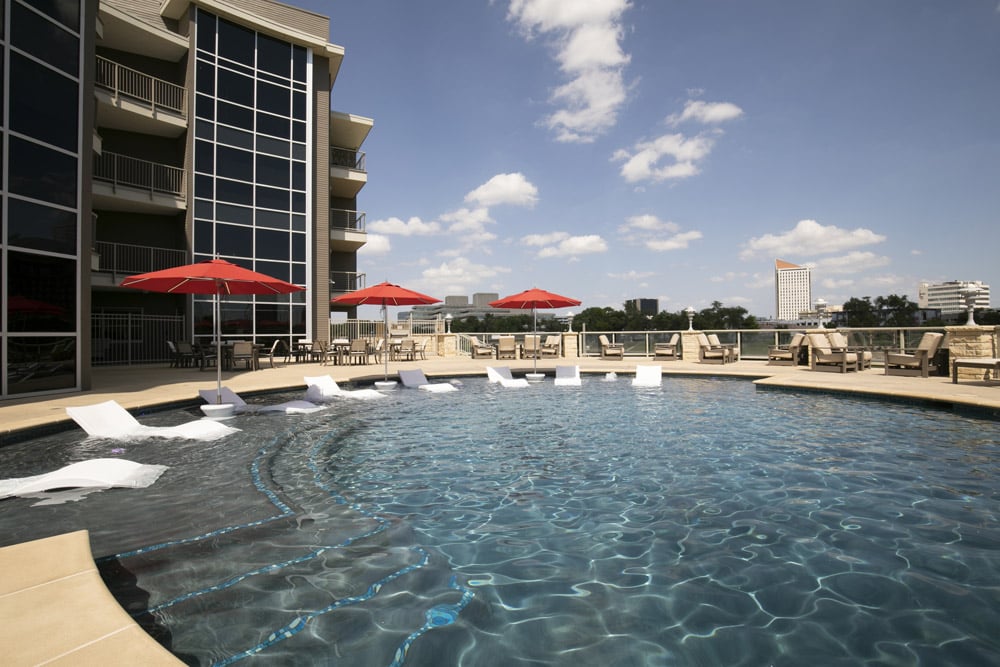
{"left": 876, "top": 294, "right": 919, "bottom": 327}
{"left": 841, "top": 297, "right": 879, "bottom": 327}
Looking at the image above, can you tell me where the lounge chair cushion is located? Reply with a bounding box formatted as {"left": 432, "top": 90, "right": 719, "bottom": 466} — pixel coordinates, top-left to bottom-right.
{"left": 0, "top": 459, "right": 168, "bottom": 500}
{"left": 303, "top": 375, "right": 385, "bottom": 400}
{"left": 398, "top": 369, "right": 458, "bottom": 392}
{"left": 486, "top": 366, "right": 530, "bottom": 388}
{"left": 66, "top": 400, "right": 238, "bottom": 441}
{"left": 199, "top": 387, "right": 324, "bottom": 414}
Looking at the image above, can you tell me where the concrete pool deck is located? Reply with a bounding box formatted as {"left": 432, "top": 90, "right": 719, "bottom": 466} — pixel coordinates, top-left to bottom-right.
{"left": 3, "top": 355, "right": 1000, "bottom": 440}
{"left": 1, "top": 355, "right": 999, "bottom": 665}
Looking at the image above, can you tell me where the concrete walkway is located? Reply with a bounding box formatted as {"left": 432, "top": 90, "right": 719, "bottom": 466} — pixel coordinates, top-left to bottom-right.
{"left": 3, "top": 355, "right": 1000, "bottom": 441}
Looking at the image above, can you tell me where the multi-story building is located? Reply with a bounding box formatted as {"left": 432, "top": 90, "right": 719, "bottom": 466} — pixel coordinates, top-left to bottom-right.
{"left": 1, "top": 0, "right": 370, "bottom": 399}
{"left": 774, "top": 259, "right": 811, "bottom": 321}
{"left": 918, "top": 280, "right": 991, "bottom": 316}
{"left": 627, "top": 298, "right": 658, "bottom": 317}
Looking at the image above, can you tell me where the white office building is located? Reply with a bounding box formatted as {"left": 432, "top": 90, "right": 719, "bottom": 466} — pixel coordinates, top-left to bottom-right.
{"left": 774, "top": 260, "right": 812, "bottom": 321}
{"left": 918, "top": 281, "right": 991, "bottom": 315}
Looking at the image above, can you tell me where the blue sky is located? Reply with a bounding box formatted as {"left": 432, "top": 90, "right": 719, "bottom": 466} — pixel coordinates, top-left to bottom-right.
{"left": 300, "top": 0, "right": 999, "bottom": 319}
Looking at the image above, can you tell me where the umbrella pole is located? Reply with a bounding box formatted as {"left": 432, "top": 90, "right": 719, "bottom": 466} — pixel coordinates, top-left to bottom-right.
{"left": 533, "top": 307, "right": 538, "bottom": 374}
{"left": 383, "top": 302, "right": 389, "bottom": 382}
{"left": 215, "top": 290, "right": 223, "bottom": 403}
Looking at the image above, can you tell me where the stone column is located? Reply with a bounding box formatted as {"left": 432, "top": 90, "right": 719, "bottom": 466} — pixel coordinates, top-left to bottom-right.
{"left": 681, "top": 331, "right": 701, "bottom": 361}
{"left": 561, "top": 332, "right": 579, "bottom": 358}
{"left": 945, "top": 326, "right": 996, "bottom": 381}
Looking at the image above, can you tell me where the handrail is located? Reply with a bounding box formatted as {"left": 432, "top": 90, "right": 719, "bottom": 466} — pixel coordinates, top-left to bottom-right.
{"left": 92, "top": 241, "right": 187, "bottom": 275}
{"left": 330, "top": 208, "right": 366, "bottom": 232}
{"left": 330, "top": 147, "right": 366, "bottom": 171}
{"left": 329, "top": 271, "right": 366, "bottom": 294}
{"left": 95, "top": 56, "right": 186, "bottom": 116}
{"left": 94, "top": 151, "right": 184, "bottom": 197}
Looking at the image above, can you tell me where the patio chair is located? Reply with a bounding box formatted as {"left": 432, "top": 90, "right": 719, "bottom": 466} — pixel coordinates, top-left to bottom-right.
{"left": 632, "top": 364, "right": 662, "bottom": 387}
{"left": 708, "top": 334, "right": 739, "bottom": 361}
{"left": 497, "top": 336, "right": 518, "bottom": 360}
{"left": 199, "top": 387, "right": 323, "bottom": 414}
{"left": 884, "top": 332, "right": 944, "bottom": 378}
{"left": 415, "top": 339, "right": 429, "bottom": 360}
{"left": 398, "top": 369, "right": 458, "bottom": 392}
{"left": 230, "top": 341, "right": 256, "bottom": 370}
{"left": 654, "top": 334, "right": 680, "bottom": 361}
{"left": 303, "top": 375, "right": 385, "bottom": 400}
{"left": 523, "top": 335, "right": 542, "bottom": 359}
{"left": 807, "top": 333, "right": 859, "bottom": 373}
{"left": 599, "top": 335, "right": 624, "bottom": 360}
{"left": 66, "top": 400, "right": 238, "bottom": 441}
{"left": 396, "top": 339, "right": 417, "bottom": 361}
{"left": 167, "top": 340, "right": 195, "bottom": 368}
{"left": 541, "top": 335, "right": 561, "bottom": 358}
{"left": 827, "top": 331, "right": 872, "bottom": 370}
{"left": 347, "top": 338, "right": 370, "bottom": 365}
{"left": 470, "top": 336, "right": 495, "bottom": 359}
{"left": 767, "top": 333, "right": 805, "bottom": 366}
{"left": 486, "top": 366, "right": 529, "bottom": 388}
{"left": 266, "top": 339, "right": 291, "bottom": 368}
{"left": 696, "top": 333, "right": 731, "bottom": 364}
{"left": 554, "top": 365, "right": 582, "bottom": 386}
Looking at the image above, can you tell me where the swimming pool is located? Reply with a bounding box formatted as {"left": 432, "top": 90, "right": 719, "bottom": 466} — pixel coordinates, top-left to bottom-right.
{"left": 1, "top": 376, "right": 998, "bottom": 665}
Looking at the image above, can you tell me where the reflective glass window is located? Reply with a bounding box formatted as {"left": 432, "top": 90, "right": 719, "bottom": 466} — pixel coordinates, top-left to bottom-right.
{"left": 194, "top": 220, "right": 214, "bottom": 255}
{"left": 217, "top": 145, "right": 253, "bottom": 182}
{"left": 255, "top": 229, "right": 288, "bottom": 261}
{"left": 196, "top": 10, "right": 216, "bottom": 52}
{"left": 292, "top": 46, "right": 306, "bottom": 82}
{"left": 292, "top": 91, "right": 306, "bottom": 120}
{"left": 216, "top": 178, "right": 252, "bottom": 206}
{"left": 195, "top": 93, "right": 215, "bottom": 120}
{"left": 217, "top": 101, "right": 253, "bottom": 129}
{"left": 292, "top": 214, "right": 306, "bottom": 232}
{"left": 195, "top": 139, "right": 214, "bottom": 172}
{"left": 256, "top": 260, "right": 289, "bottom": 283}
{"left": 7, "top": 336, "right": 76, "bottom": 394}
{"left": 256, "top": 209, "right": 289, "bottom": 230}
{"left": 292, "top": 192, "right": 306, "bottom": 213}
{"left": 256, "top": 185, "right": 288, "bottom": 210}
{"left": 256, "top": 135, "right": 289, "bottom": 158}
{"left": 28, "top": 0, "right": 79, "bottom": 31}
{"left": 7, "top": 198, "right": 76, "bottom": 255}
{"left": 196, "top": 62, "right": 215, "bottom": 96}
{"left": 255, "top": 305, "right": 290, "bottom": 335}
{"left": 256, "top": 112, "right": 288, "bottom": 139}
{"left": 217, "top": 17, "right": 254, "bottom": 65}
{"left": 292, "top": 162, "right": 305, "bottom": 190}
{"left": 195, "top": 118, "right": 214, "bottom": 140}
{"left": 9, "top": 54, "right": 78, "bottom": 151}
{"left": 194, "top": 197, "right": 213, "bottom": 219}
{"left": 258, "top": 33, "right": 290, "bottom": 77}
{"left": 217, "top": 125, "right": 252, "bottom": 149}
{"left": 217, "top": 203, "right": 252, "bottom": 225}
{"left": 256, "top": 154, "right": 288, "bottom": 188}
{"left": 9, "top": 137, "right": 76, "bottom": 207}
{"left": 292, "top": 263, "right": 306, "bottom": 286}
{"left": 12, "top": 3, "right": 78, "bottom": 76}
{"left": 256, "top": 80, "right": 289, "bottom": 116}
{"left": 292, "top": 233, "right": 306, "bottom": 262}
{"left": 8, "top": 251, "right": 76, "bottom": 332}
{"left": 216, "top": 223, "right": 253, "bottom": 257}
{"left": 292, "top": 121, "right": 305, "bottom": 142}
{"left": 219, "top": 303, "right": 252, "bottom": 335}
{"left": 292, "top": 143, "right": 305, "bottom": 161}
{"left": 217, "top": 68, "right": 253, "bottom": 107}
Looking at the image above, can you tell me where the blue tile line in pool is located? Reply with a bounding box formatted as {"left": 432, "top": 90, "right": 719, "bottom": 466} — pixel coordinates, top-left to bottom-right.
{"left": 94, "top": 425, "right": 475, "bottom": 664}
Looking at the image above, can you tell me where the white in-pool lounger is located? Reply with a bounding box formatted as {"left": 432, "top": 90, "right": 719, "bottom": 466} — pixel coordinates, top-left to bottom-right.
{"left": 398, "top": 369, "right": 459, "bottom": 392}
{"left": 486, "top": 366, "right": 530, "bottom": 388}
{"left": 66, "top": 400, "right": 238, "bottom": 441}
{"left": 199, "top": 387, "right": 325, "bottom": 414}
{"left": 632, "top": 365, "right": 663, "bottom": 387}
{"left": 304, "top": 375, "right": 386, "bottom": 400}
{"left": 0, "top": 459, "right": 167, "bottom": 500}
{"left": 554, "top": 365, "right": 582, "bottom": 386}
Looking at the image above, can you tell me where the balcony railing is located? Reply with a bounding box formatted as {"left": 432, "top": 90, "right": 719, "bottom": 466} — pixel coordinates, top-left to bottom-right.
{"left": 95, "top": 56, "right": 186, "bottom": 116}
{"left": 94, "top": 151, "right": 185, "bottom": 197}
{"left": 329, "top": 271, "right": 366, "bottom": 294}
{"left": 330, "top": 147, "right": 366, "bottom": 172}
{"left": 330, "top": 208, "right": 366, "bottom": 232}
{"left": 93, "top": 241, "right": 187, "bottom": 275}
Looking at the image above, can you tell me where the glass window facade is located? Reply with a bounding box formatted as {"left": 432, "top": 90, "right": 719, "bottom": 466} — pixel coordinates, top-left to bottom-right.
{"left": 192, "top": 9, "right": 309, "bottom": 344}
{"left": 1, "top": 0, "right": 82, "bottom": 397}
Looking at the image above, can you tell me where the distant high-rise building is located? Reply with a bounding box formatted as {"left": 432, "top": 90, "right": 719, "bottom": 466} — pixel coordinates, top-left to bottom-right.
{"left": 775, "top": 260, "right": 812, "bottom": 320}
{"left": 918, "top": 281, "right": 991, "bottom": 315}
{"left": 628, "top": 298, "right": 659, "bottom": 316}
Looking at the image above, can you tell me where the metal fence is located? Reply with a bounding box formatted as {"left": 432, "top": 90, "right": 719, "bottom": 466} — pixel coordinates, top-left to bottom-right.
{"left": 91, "top": 314, "right": 186, "bottom": 366}
{"left": 93, "top": 241, "right": 187, "bottom": 275}
{"left": 94, "top": 151, "right": 185, "bottom": 197}
{"left": 95, "top": 56, "right": 186, "bottom": 116}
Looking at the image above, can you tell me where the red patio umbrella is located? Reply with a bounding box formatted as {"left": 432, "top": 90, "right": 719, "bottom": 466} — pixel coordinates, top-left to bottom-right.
{"left": 120, "top": 259, "right": 305, "bottom": 403}
{"left": 490, "top": 288, "right": 581, "bottom": 375}
{"left": 331, "top": 281, "right": 440, "bottom": 382}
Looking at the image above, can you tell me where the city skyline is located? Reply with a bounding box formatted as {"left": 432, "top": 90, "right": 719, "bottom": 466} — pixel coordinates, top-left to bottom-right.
{"left": 309, "top": 0, "right": 999, "bottom": 319}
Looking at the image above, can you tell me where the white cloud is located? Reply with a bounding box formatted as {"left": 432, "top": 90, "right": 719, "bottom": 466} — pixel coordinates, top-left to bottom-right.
{"left": 820, "top": 278, "right": 856, "bottom": 289}
{"left": 813, "top": 250, "right": 891, "bottom": 274}
{"left": 465, "top": 173, "right": 539, "bottom": 208}
{"left": 618, "top": 214, "right": 679, "bottom": 233}
{"left": 739, "top": 219, "right": 887, "bottom": 260}
{"left": 534, "top": 233, "right": 608, "bottom": 258}
{"left": 612, "top": 132, "right": 715, "bottom": 183}
{"left": 418, "top": 257, "right": 512, "bottom": 295}
{"left": 507, "top": 0, "right": 632, "bottom": 143}
{"left": 645, "top": 230, "right": 703, "bottom": 251}
{"left": 522, "top": 231, "right": 570, "bottom": 247}
{"left": 667, "top": 100, "right": 744, "bottom": 126}
{"left": 608, "top": 269, "right": 655, "bottom": 280}
{"left": 368, "top": 216, "right": 441, "bottom": 236}
{"left": 358, "top": 234, "right": 391, "bottom": 255}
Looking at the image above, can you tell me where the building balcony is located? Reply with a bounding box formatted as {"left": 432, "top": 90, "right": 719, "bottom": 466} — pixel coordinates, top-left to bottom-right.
{"left": 330, "top": 147, "right": 367, "bottom": 198}
{"left": 91, "top": 241, "right": 187, "bottom": 287}
{"left": 95, "top": 56, "right": 187, "bottom": 137}
{"left": 329, "top": 208, "right": 366, "bottom": 251}
{"left": 329, "top": 271, "right": 366, "bottom": 297}
{"left": 92, "top": 151, "right": 186, "bottom": 213}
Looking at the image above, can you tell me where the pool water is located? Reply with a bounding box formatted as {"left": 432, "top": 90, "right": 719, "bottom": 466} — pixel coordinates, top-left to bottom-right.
{"left": 1, "top": 377, "right": 999, "bottom": 666}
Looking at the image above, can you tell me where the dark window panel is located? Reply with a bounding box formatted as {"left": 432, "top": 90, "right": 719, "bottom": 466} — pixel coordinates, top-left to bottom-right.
{"left": 256, "top": 260, "right": 289, "bottom": 283}
{"left": 11, "top": 3, "right": 78, "bottom": 76}
{"left": 215, "top": 222, "right": 253, "bottom": 257}
{"left": 216, "top": 178, "right": 253, "bottom": 206}
{"left": 256, "top": 185, "right": 288, "bottom": 210}
{"left": 217, "top": 145, "right": 253, "bottom": 182}
{"left": 292, "top": 143, "right": 305, "bottom": 161}
{"left": 196, "top": 10, "right": 217, "bottom": 52}
{"left": 9, "top": 54, "right": 78, "bottom": 151}
{"left": 217, "top": 16, "right": 254, "bottom": 65}
{"left": 196, "top": 61, "right": 215, "bottom": 96}
{"left": 8, "top": 137, "right": 76, "bottom": 208}
{"left": 256, "top": 209, "right": 289, "bottom": 230}
{"left": 256, "top": 135, "right": 289, "bottom": 158}
{"left": 217, "top": 68, "right": 253, "bottom": 107}
{"left": 194, "top": 219, "right": 214, "bottom": 255}
{"left": 256, "top": 112, "right": 288, "bottom": 139}
{"left": 292, "top": 162, "right": 305, "bottom": 191}
{"left": 217, "top": 100, "right": 253, "bottom": 129}
{"left": 27, "top": 0, "right": 79, "bottom": 31}
{"left": 7, "top": 336, "right": 76, "bottom": 394}
{"left": 255, "top": 304, "right": 290, "bottom": 335}
{"left": 292, "top": 263, "right": 306, "bottom": 286}
{"left": 7, "top": 198, "right": 76, "bottom": 255}
{"left": 217, "top": 125, "right": 252, "bottom": 149}
{"left": 195, "top": 139, "right": 214, "bottom": 172}
{"left": 257, "top": 33, "right": 290, "bottom": 77}
{"left": 292, "top": 214, "right": 306, "bottom": 232}
{"left": 195, "top": 174, "right": 214, "bottom": 199}
{"left": 194, "top": 196, "right": 213, "bottom": 219}
{"left": 255, "top": 228, "right": 288, "bottom": 261}
{"left": 195, "top": 93, "right": 215, "bottom": 120}
{"left": 217, "top": 203, "right": 252, "bottom": 225}
{"left": 8, "top": 251, "right": 76, "bottom": 332}
{"left": 195, "top": 118, "right": 214, "bottom": 140}
{"left": 292, "top": 121, "right": 305, "bottom": 142}
{"left": 292, "top": 192, "right": 306, "bottom": 213}
{"left": 292, "top": 91, "right": 306, "bottom": 120}
{"left": 292, "top": 45, "right": 307, "bottom": 82}
{"left": 292, "top": 233, "right": 305, "bottom": 262}
{"left": 256, "top": 80, "right": 289, "bottom": 116}
{"left": 255, "top": 154, "right": 289, "bottom": 188}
